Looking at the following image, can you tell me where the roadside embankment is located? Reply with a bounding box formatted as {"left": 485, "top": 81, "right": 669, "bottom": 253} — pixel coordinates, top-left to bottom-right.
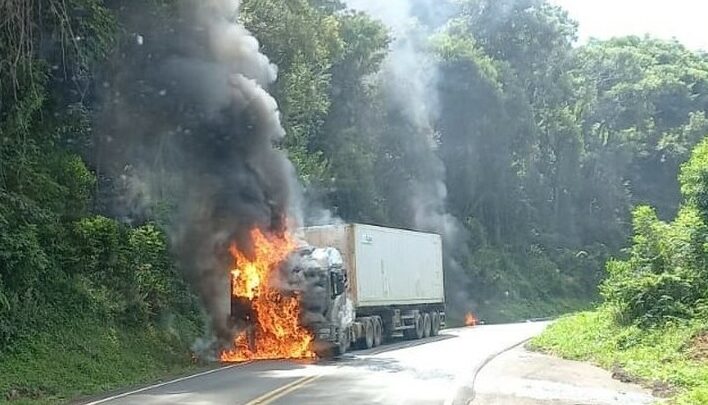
{"left": 0, "top": 314, "right": 202, "bottom": 405}
{"left": 529, "top": 310, "right": 708, "bottom": 404}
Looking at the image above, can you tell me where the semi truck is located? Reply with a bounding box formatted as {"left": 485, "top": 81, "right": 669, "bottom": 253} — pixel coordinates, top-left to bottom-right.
{"left": 297, "top": 223, "right": 446, "bottom": 356}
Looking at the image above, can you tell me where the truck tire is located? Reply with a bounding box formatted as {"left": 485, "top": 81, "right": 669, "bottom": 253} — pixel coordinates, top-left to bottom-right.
{"left": 336, "top": 326, "right": 351, "bottom": 356}
{"left": 408, "top": 312, "right": 424, "bottom": 340}
{"left": 416, "top": 313, "right": 425, "bottom": 339}
{"left": 373, "top": 317, "right": 383, "bottom": 347}
{"left": 363, "top": 318, "right": 374, "bottom": 349}
{"left": 431, "top": 311, "right": 441, "bottom": 336}
{"left": 423, "top": 312, "right": 432, "bottom": 338}
{"left": 355, "top": 318, "right": 375, "bottom": 349}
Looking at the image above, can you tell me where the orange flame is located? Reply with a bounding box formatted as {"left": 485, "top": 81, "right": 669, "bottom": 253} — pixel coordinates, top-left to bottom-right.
{"left": 220, "top": 228, "right": 315, "bottom": 362}
{"left": 465, "top": 312, "right": 477, "bottom": 327}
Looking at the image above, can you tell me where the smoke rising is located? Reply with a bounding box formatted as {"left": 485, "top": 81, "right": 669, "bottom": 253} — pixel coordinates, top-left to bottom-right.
{"left": 344, "top": 0, "right": 473, "bottom": 317}
{"left": 97, "top": 0, "right": 301, "bottom": 346}
{"left": 345, "top": 0, "right": 448, "bottom": 232}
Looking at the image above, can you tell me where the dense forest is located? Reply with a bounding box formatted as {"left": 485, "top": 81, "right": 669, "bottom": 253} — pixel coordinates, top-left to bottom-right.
{"left": 2, "top": 0, "right": 708, "bottom": 402}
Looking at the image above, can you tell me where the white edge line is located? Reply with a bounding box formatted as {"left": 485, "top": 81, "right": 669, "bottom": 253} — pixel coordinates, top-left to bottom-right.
{"left": 83, "top": 361, "right": 253, "bottom": 404}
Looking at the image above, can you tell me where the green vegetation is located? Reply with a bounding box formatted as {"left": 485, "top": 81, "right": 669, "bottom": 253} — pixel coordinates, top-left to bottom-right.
{"left": 1, "top": 3, "right": 203, "bottom": 401}
{"left": 0, "top": 315, "right": 201, "bottom": 404}
{"left": 531, "top": 311, "right": 708, "bottom": 404}
{"left": 2, "top": 0, "right": 708, "bottom": 402}
{"left": 533, "top": 138, "right": 708, "bottom": 403}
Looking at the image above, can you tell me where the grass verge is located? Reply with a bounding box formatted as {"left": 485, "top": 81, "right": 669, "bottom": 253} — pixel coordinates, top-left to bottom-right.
{"left": 529, "top": 308, "right": 708, "bottom": 404}
{"left": 0, "top": 314, "right": 204, "bottom": 405}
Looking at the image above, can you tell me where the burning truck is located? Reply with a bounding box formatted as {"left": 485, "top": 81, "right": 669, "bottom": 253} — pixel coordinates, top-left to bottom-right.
{"left": 221, "top": 223, "right": 446, "bottom": 360}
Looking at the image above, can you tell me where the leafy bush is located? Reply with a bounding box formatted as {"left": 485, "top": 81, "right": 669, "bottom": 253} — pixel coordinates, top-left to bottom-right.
{"left": 130, "top": 224, "right": 189, "bottom": 318}
{"left": 69, "top": 217, "right": 197, "bottom": 324}
{"left": 680, "top": 139, "right": 708, "bottom": 221}
{"left": 602, "top": 138, "right": 708, "bottom": 326}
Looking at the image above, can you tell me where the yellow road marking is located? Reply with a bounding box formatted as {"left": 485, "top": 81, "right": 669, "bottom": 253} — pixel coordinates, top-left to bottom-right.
{"left": 245, "top": 374, "right": 322, "bottom": 405}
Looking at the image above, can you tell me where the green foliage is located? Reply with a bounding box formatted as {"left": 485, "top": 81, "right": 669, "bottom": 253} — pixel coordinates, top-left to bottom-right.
{"left": 310, "top": 10, "right": 390, "bottom": 222}
{"left": 680, "top": 138, "right": 708, "bottom": 220}
{"left": 463, "top": 243, "right": 602, "bottom": 322}
{"left": 531, "top": 310, "right": 708, "bottom": 403}
{"left": 533, "top": 98, "right": 708, "bottom": 405}
{"left": 602, "top": 138, "right": 708, "bottom": 327}
{"left": 130, "top": 225, "right": 178, "bottom": 317}
{"left": 279, "top": 0, "right": 708, "bottom": 322}
{"left": 66, "top": 217, "right": 200, "bottom": 325}
{"left": 0, "top": 2, "right": 202, "bottom": 402}
{"left": 2, "top": 0, "right": 708, "bottom": 401}
{"left": 0, "top": 314, "right": 202, "bottom": 404}
{"left": 241, "top": 0, "right": 346, "bottom": 185}
{"left": 572, "top": 37, "right": 708, "bottom": 220}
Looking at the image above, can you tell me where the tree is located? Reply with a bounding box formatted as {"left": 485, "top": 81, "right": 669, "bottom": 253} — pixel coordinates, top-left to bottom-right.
{"left": 573, "top": 38, "right": 708, "bottom": 219}
{"left": 241, "top": 0, "right": 347, "bottom": 185}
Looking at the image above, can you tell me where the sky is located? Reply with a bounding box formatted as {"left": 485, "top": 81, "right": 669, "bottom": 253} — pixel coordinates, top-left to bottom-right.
{"left": 549, "top": 0, "right": 708, "bottom": 52}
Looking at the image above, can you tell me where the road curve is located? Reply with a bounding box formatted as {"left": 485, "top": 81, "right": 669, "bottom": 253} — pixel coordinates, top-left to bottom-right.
{"left": 81, "top": 322, "right": 548, "bottom": 405}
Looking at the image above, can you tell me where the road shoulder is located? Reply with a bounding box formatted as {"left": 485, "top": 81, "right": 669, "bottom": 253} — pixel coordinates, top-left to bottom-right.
{"left": 473, "top": 346, "right": 658, "bottom": 404}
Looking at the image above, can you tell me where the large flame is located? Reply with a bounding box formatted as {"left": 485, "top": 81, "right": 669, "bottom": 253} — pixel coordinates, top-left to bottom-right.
{"left": 220, "top": 228, "right": 315, "bottom": 362}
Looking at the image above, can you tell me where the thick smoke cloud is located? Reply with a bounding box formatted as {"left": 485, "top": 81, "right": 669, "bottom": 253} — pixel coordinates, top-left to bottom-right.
{"left": 344, "top": 0, "right": 473, "bottom": 317}
{"left": 97, "top": 0, "right": 301, "bottom": 346}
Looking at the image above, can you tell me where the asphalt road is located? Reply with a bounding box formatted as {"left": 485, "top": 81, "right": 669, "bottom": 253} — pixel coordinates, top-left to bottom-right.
{"left": 84, "top": 322, "right": 548, "bottom": 405}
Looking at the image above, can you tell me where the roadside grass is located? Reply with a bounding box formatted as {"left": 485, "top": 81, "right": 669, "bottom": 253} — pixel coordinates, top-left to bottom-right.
{"left": 0, "top": 314, "right": 204, "bottom": 404}
{"left": 529, "top": 308, "right": 708, "bottom": 404}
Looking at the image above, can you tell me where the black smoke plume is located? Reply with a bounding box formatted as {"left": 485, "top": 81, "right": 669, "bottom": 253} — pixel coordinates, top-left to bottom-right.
{"left": 95, "top": 0, "right": 300, "bottom": 347}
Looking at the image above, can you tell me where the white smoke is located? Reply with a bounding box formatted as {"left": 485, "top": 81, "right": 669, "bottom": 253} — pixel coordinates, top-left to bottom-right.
{"left": 344, "top": 0, "right": 470, "bottom": 317}
{"left": 344, "top": 0, "right": 455, "bottom": 235}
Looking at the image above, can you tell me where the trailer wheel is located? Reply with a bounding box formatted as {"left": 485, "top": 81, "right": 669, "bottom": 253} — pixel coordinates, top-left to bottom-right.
{"left": 423, "top": 313, "right": 432, "bottom": 338}
{"left": 372, "top": 317, "right": 383, "bottom": 347}
{"left": 363, "top": 318, "right": 375, "bottom": 349}
{"left": 414, "top": 313, "right": 425, "bottom": 339}
{"left": 431, "top": 311, "right": 441, "bottom": 336}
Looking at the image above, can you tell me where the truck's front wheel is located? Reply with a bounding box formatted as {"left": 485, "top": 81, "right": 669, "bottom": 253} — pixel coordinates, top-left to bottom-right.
{"left": 335, "top": 326, "right": 350, "bottom": 356}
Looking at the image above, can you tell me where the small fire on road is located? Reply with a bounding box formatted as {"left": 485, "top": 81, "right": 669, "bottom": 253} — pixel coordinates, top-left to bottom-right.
{"left": 220, "top": 228, "right": 315, "bottom": 362}
{"left": 465, "top": 312, "right": 478, "bottom": 327}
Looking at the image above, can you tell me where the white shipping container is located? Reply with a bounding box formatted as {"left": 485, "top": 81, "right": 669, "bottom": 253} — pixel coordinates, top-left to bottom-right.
{"left": 303, "top": 224, "right": 445, "bottom": 307}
